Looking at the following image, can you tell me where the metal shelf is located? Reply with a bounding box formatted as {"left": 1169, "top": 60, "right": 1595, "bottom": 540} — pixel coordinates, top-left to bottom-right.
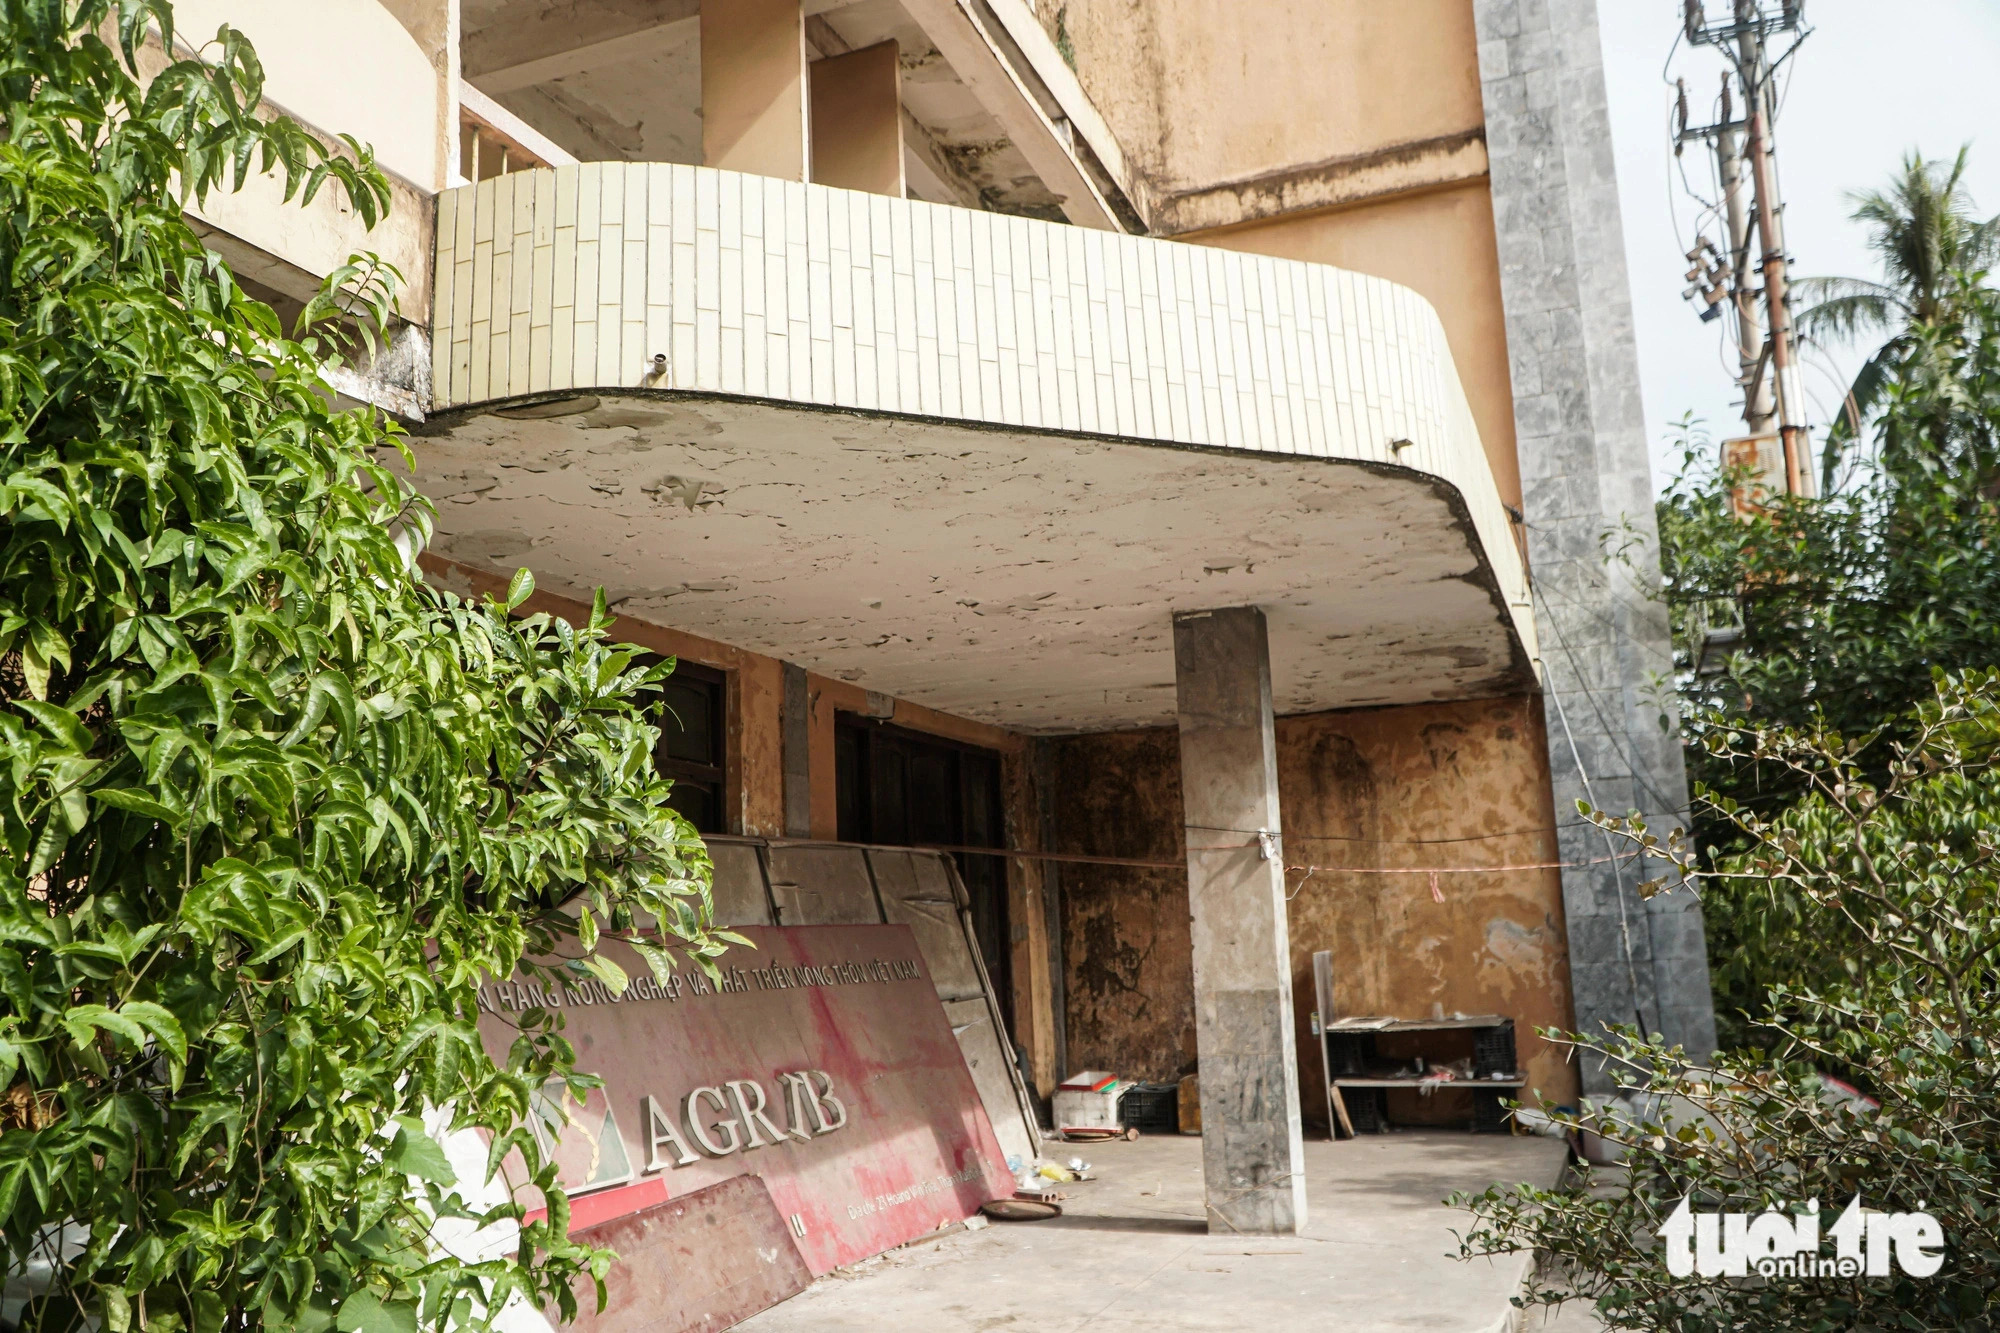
{"left": 1333, "top": 1077, "right": 1525, "bottom": 1089}
{"left": 1323, "top": 1015, "right": 1509, "bottom": 1033}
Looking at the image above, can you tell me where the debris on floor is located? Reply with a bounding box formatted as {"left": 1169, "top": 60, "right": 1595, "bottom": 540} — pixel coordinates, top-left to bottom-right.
{"left": 737, "top": 1131, "right": 1578, "bottom": 1331}
{"left": 980, "top": 1196, "right": 1063, "bottom": 1221}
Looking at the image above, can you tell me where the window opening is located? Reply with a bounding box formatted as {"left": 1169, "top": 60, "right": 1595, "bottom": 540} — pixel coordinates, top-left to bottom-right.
{"left": 649, "top": 658, "right": 728, "bottom": 835}
{"left": 835, "top": 715, "right": 1011, "bottom": 1033}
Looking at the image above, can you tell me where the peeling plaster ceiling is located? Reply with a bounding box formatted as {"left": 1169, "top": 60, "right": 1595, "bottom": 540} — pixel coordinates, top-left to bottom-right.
{"left": 461, "top": 0, "right": 1062, "bottom": 218}
{"left": 410, "top": 394, "right": 1531, "bottom": 733}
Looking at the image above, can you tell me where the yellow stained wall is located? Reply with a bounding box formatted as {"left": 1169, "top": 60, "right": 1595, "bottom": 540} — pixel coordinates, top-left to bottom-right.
{"left": 1048, "top": 0, "right": 1485, "bottom": 199}
{"left": 1053, "top": 696, "right": 1580, "bottom": 1126}
{"left": 1185, "top": 183, "right": 1522, "bottom": 509}
{"left": 1049, "top": 0, "right": 1521, "bottom": 507}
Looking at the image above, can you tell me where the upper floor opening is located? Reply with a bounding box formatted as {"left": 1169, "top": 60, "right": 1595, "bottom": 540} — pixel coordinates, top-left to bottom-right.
{"left": 456, "top": 0, "right": 1141, "bottom": 231}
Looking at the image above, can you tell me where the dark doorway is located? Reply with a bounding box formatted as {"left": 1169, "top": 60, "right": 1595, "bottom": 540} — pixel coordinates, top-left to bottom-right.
{"left": 834, "top": 716, "right": 1011, "bottom": 1033}
{"left": 650, "top": 660, "right": 728, "bottom": 834}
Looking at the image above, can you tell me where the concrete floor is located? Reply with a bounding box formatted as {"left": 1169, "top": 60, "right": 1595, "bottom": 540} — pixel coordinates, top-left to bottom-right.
{"left": 740, "top": 1132, "right": 1597, "bottom": 1333}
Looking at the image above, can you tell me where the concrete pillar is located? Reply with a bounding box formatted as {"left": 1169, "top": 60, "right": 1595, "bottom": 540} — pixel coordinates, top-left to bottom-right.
{"left": 1473, "top": 0, "right": 1717, "bottom": 1089}
{"left": 810, "top": 40, "right": 905, "bottom": 197}
{"left": 701, "top": 0, "right": 811, "bottom": 181}
{"left": 1172, "top": 607, "right": 1307, "bottom": 1235}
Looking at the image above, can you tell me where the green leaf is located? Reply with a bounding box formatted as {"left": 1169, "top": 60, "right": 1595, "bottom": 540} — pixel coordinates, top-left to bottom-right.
{"left": 506, "top": 566, "right": 536, "bottom": 610}
{"left": 0, "top": 8, "right": 726, "bottom": 1311}
{"left": 20, "top": 640, "right": 50, "bottom": 702}
{"left": 264, "top": 1291, "right": 339, "bottom": 1333}
{"left": 334, "top": 1292, "right": 417, "bottom": 1333}
{"left": 121, "top": 1001, "right": 189, "bottom": 1064}
{"left": 0, "top": 1161, "right": 27, "bottom": 1223}
{"left": 91, "top": 787, "right": 182, "bottom": 823}
{"left": 579, "top": 950, "right": 627, "bottom": 995}
{"left": 26, "top": 817, "right": 69, "bottom": 879}
{"left": 16, "top": 699, "right": 92, "bottom": 753}
{"left": 386, "top": 1116, "right": 457, "bottom": 1186}
{"left": 62, "top": 1003, "right": 146, "bottom": 1050}
{"left": 102, "top": 1289, "right": 132, "bottom": 1333}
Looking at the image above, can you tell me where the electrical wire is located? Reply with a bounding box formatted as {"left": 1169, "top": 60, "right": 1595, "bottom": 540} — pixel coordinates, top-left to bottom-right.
{"left": 1670, "top": 5, "right": 1817, "bottom": 447}
{"left": 1526, "top": 565, "right": 1678, "bottom": 670}
{"left": 1510, "top": 525, "right": 1692, "bottom": 825}
{"left": 1665, "top": 19, "right": 1763, "bottom": 406}
{"left": 1663, "top": 26, "right": 1697, "bottom": 281}
{"left": 1544, "top": 668, "right": 1654, "bottom": 1037}
{"left": 1531, "top": 579, "right": 1689, "bottom": 823}
{"left": 947, "top": 841, "right": 1664, "bottom": 879}
{"left": 1797, "top": 342, "right": 1865, "bottom": 490}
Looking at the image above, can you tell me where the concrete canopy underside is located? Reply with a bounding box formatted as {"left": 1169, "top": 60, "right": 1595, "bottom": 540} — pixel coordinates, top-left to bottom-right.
{"left": 414, "top": 392, "right": 1534, "bottom": 732}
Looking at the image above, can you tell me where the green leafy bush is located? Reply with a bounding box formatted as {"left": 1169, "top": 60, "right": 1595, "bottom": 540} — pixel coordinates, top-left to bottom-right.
{"left": 1654, "top": 289, "right": 2000, "bottom": 1045}
{"left": 0, "top": 3, "right": 722, "bottom": 1328}
{"left": 1456, "top": 675, "right": 2000, "bottom": 1330}
{"left": 1659, "top": 301, "right": 2000, "bottom": 768}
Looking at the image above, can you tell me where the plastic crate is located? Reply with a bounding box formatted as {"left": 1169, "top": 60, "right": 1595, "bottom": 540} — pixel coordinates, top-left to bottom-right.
{"left": 1471, "top": 1087, "right": 1511, "bottom": 1134}
{"left": 1325, "top": 1032, "right": 1372, "bottom": 1077}
{"left": 1120, "top": 1082, "right": 1180, "bottom": 1134}
{"left": 1342, "top": 1087, "right": 1387, "bottom": 1135}
{"left": 1471, "top": 1021, "right": 1517, "bottom": 1078}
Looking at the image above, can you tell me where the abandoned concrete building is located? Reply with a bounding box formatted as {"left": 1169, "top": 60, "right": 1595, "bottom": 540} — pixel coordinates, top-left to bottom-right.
{"left": 172, "top": 0, "right": 1720, "bottom": 1305}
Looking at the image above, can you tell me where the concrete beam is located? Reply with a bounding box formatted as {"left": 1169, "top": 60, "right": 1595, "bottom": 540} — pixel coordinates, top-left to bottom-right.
{"left": 703, "top": 0, "right": 812, "bottom": 181}
{"left": 973, "top": 0, "right": 1138, "bottom": 217}
{"left": 463, "top": 0, "right": 701, "bottom": 90}
{"left": 1151, "top": 128, "right": 1490, "bottom": 237}
{"left": 811, "top": 41, "right": 905, "bottom": 197}
{"left": 900, "top": 109, "right": 984, "bottom": 208}
{"left": 814, "top": 12, "right": 980, "bottom": 211}
{"left": 457, "top": 80, "right": 578, "bottom": 169}
{"left": 802, "top": 11, "right": 852, "bottom": 57}
{"left": 465, "top": 0, "right": 861, "bottom": 94}
{"left": 469, "top": 14, "right": 698, "bottom": 94}
{"left": 896, "top": 0, "right": 1122, "bottom": 230}
{"left": 806, "top": 4, "right": 968, "bottom": 220}
{"left": 479, "top": 84, "right": 635, "bottom": 163}
{"left": 1172, "top": 607, "right": 1306, "bottom": 1236}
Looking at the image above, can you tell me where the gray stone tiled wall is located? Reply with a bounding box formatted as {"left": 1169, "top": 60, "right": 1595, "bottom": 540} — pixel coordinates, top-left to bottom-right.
{"left": 1473, "top": 0, "right": 1719, "bottom": 1089}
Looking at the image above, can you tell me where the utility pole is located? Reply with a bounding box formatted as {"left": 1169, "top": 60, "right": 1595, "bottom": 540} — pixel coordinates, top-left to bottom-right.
{"left": 1680, "top": 0, "right": 1811, "bottom": 495}
{"left": 1714, "top": 74, "right": 1774, "bottom": 438}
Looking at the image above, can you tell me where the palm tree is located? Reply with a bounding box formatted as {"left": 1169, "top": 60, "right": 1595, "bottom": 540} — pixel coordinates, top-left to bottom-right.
{"left": 1794, "top": 146, "right": 1999, "bottom": 490}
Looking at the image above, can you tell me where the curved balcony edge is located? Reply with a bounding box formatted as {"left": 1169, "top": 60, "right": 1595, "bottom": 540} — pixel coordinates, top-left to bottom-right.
{"left": 430, "top": 162, "right": 1537, "bottom": 670}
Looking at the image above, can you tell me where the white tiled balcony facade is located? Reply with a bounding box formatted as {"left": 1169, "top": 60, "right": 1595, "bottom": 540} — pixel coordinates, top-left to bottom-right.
{"left": 429, "top": 163, "right": 1533, "bottom": 647}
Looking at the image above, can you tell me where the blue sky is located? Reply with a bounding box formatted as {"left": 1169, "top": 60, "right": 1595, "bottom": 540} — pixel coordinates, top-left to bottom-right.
{"left": 1598, "top": 0, "right": 2000, "bottom": 491}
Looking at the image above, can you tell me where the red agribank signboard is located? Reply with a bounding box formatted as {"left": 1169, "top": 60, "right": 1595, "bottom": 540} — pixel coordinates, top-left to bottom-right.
{"left": 474, "top": 924, "right": 1013, "bottom": 1275}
